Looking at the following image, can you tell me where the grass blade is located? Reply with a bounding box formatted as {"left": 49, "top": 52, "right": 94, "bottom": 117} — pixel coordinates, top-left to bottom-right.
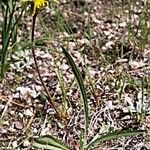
{"left": 61, "top": 46, "right": 89, "bottom": 138}
{"left": 33, "top": 135, "right": 69, "bottom": 150}
{"left": 85, "top": 130, "right": 146, "bottom": 149}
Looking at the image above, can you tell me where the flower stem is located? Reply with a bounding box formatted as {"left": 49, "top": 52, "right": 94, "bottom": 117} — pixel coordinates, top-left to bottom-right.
{"left": 31, "top": 14, "right": 60, "bottom": 118}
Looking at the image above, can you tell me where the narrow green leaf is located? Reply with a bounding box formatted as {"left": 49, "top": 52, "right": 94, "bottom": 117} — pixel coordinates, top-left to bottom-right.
{"left": 33, "top": 135, "right": 69, "bottom": 150}
{"left": 18, "top": 37, "right": 48, "bottom": 51}
{"left": 61, "top": 46, "right": 89, "bottom": 136}
{"left": 33, "top": 142, "right": 66, "bottom": 150}
{"left": 85, "top": 130, "right": 146, "bottom": 149}
{"left": 55, "top": 67, "right": 67, "bottom": 111}
{"left": 79, "top": 131, "right": 84, "bottom": 150}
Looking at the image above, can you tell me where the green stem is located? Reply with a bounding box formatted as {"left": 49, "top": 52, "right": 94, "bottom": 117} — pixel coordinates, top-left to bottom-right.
{"left": 31, "top": 14, "right": 60, "bottom": 118}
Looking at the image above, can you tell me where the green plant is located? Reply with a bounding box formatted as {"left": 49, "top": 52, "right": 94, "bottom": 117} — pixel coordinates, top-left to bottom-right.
{"left": 117, "top": 74, "right": 150, "bottom": 126}
{"left": 32, "top": 47, "right": 145, "bottom": 150}
{"left": 33, "top": 135, "right": 70, "bottom": 150}
{"left": 57, "top": 8, "right": 99, "bottom": 107}
{"left": 126, "top": 0, "right": 150, "bottom": 51}
{"left": 33, "top": 129, "right": 145, "bottom": 150}
{"left": 61, "top": 46, "right": 89, "bottom": 138}
{"left": 0, "top": 0, "right": 24, "bottom": 80}
{"left": 20, "top": 0, "right": 66, "bottom": 120}
{"left": 17, "top": 1, "right": 147, "bottom": 149}
{"left": 55, "top": 64, "right": 69, "bottom": 119}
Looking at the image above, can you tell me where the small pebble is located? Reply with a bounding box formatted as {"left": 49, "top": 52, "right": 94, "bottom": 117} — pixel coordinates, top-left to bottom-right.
{"left": 23, "top": 139, "right": 30, "bottom": 147}
{"left": 12, "top": 141, "right": 18, "bottom": 148}
{"left": 14, "top": 121, "right": 23, "bottom": 130}
{"left": 24, "top": 109, "right": 33, "bottom": 116}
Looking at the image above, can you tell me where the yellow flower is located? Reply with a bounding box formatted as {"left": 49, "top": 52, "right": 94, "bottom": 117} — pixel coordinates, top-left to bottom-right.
{"left": 32, "top": 0, "right": 46, "bottom": 15}
{"left": 21, "top": 0, "right": 59, "bottom": 15}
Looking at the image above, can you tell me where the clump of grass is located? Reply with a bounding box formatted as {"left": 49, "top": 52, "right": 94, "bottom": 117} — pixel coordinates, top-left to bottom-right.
{"left": 126, "top": 0, "right": 150, "bottom": 52}
{"left": 0, "top": 0, "right": 24, "bottom": 80}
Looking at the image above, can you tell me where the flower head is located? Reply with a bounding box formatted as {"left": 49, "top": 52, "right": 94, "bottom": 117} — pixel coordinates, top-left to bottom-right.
{"left": 32, "top": 0, "right": 46, "bottom": 15}
{"left": 21, "top": 0, "right": 59, "bottom": 15}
